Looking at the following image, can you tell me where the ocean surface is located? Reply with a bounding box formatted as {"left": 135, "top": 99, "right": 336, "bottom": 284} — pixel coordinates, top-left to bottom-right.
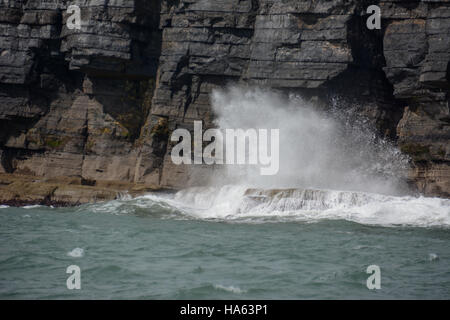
{"left": 1, "top": 185, "right": 449, "bottom": 299}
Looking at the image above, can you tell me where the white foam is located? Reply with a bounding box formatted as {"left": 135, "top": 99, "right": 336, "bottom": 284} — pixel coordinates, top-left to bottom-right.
{"left": 166, "top": 185, "right": 450, "bottom": 227}
{"left": 213, "top": 284, "right": 247, "bottom": 294}
{"left": 67, "top": 248, "right": 84, "bottom": 258}
{"left": 116, "top": 192, "right": 132, "bottom": 201}
{"left": 22, "top": 205, "right": 43, "bottom": 209}
{"left": 0, "top": 205, "right": 9, "bottom": 209}
{"left": 207, "top": 87, "right": 410, "bottom": 195}
{"left": 428, "top": 253, "right": 439, "bottom": 261}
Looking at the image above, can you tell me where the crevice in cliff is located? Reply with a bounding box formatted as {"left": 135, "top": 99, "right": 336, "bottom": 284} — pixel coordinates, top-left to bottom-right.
{"left": 320, "top": 8, "right": 405, "bottom": 141}
{"left": 247, "top": 0, "right": 260, "bottom": 29}
{"left": 446, "top": 61, "right": 450, "bottom": 82}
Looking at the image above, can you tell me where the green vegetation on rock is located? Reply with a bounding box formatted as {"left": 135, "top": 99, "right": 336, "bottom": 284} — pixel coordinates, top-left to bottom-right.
{"left": 45, "top": 137, "right": 64, "bottom": 149}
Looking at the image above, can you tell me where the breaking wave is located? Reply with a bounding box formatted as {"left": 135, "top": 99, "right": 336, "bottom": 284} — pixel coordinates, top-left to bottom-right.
{"left": 56, "top": 184, "right": 443, "bottom": 227}
{"left": 85, "top": 86, "right": 448, "bottom": 228}
{"left": 170, "top": 186, "right": 450, "bottom": 226}
{"left": 102, "top": 185, "right": 450, "bottom": 228}
{"left": 205, "top": 86, "right": 411, "bottom": 196}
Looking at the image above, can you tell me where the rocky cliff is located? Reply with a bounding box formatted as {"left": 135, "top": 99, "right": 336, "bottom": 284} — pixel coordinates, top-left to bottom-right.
{"left": 0, "top": 0, "right": 449, "bottom": 204}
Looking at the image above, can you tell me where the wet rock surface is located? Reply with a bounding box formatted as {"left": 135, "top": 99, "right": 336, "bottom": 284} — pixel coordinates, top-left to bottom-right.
{"left": 0, "top": 173, "right": 169, "bottom": 206}
{"left": 0, "top": 0, "right": 449, "bottom": 204}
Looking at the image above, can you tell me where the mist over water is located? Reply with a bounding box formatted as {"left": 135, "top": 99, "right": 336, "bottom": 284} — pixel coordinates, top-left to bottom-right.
{"left": 208, "top": 86, "right": 409, "bottom": 195}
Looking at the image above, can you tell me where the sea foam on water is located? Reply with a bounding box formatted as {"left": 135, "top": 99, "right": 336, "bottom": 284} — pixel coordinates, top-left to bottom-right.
{"left": 67, "top": 248, "right": 85, "bottom": 258}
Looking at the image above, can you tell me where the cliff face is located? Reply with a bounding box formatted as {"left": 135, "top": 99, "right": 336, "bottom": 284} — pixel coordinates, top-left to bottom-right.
{"left": 0, "top": 0, "right": 449, "bottom": 202}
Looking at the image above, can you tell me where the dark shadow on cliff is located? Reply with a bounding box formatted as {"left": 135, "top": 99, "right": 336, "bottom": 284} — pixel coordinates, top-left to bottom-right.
{"left": 321, "top": 10, "right": 405, "bottom": 141}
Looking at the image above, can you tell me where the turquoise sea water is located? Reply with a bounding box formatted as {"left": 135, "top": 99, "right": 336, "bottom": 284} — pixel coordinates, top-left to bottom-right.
{"left": 0, "top": 187, "right": 449, "bottom": 299}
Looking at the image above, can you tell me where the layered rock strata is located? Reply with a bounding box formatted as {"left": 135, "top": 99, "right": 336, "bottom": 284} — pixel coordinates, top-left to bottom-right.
{"left": 0, "top": 0, "right": 448, "bottom": 204}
